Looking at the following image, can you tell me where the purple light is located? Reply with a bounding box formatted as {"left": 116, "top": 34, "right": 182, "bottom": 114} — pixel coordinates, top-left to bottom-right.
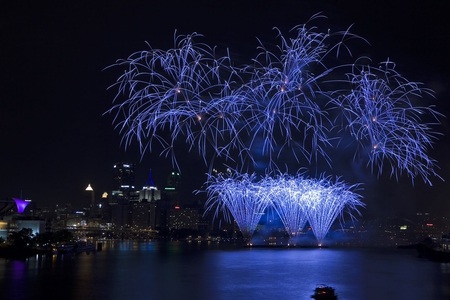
{"left": 13, "top": 198, "right": 30, "bottom": 214}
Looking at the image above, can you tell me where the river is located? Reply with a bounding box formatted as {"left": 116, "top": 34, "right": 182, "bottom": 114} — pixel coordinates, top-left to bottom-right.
{"left": 1, "top": 241, "right": 449, "bottom": 300}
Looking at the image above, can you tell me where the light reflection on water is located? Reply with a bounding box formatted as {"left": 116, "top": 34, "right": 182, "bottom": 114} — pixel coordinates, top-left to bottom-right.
{"left": 0, "top": 241, "right": 448, "bottom": 300}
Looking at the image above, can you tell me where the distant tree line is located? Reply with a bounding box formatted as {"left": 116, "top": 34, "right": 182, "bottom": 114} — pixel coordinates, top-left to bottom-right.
{"left": 0, "top": 228, "right": 75, "bottom": 258}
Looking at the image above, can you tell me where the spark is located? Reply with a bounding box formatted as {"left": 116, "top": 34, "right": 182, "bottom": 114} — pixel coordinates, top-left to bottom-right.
{"left": 106, "top": 15, "right": 442, "bottom": 185}
{"left": 203, "top": 171, "right": 364, "bottom": 245}
{"left": 204, "top": 172, "right": 271, "bottom": 240}
{"left": 333, "top": 61, "right": 443, "bottom": 184}
{"left": 106, "top": 16, "right": 443, "bottom": 249}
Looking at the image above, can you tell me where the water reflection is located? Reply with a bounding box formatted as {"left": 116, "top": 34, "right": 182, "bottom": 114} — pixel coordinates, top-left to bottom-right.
{"left": 0, "top": 242, "right": 448, "bottom": 300}
{"left": 9, "top": 260, "right": 27, "bottom": 300}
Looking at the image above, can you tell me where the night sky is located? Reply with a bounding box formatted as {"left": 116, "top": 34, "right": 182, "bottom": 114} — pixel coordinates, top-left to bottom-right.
{"left": 1, "top": 0, "right": 449, "bottom": 217}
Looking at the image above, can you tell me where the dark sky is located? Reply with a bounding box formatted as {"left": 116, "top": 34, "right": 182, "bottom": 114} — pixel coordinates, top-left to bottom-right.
{"left": 1, "top": 0, "right": 449, "bottom": 217}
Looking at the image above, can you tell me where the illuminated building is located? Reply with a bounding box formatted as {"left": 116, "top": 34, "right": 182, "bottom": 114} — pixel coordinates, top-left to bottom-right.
{"left": 0, "top": 198, "right": 45, "bottom": 239}
{"left": 133, "top": 187, "right": 161, "bottom": 229}
{"left": 164, "top": 171, "right": 181, "bottom": 206}
{"left": 110, "top": 203, "right": 132, "bottom": 228}
{"left": 139, "top": 169, "right": 161, "bottom": 202}
{"left": 139, "top": 186, "right": 161, "bottom": 202}
{"left": 0, "top": 218, "right": 45, "bottom": 240}
{"left": 132, "top": 201, "right": 158, "bottom": 229}
{"left": 113, "top": 162, "right": 136, "bottom": 191}
{"left": 167, "top": 171, "right": 181, "bottom": 188}
{"left": 168, "top": 206, "right": 199, "bottom": 231}
{"left": 85, "top": 184, "right": 95, "bottom": 205}
{"left": 12, "top": 198, "right": 31, "bottom": 214}
{"left": 132, "top": 170, "right": 162, "bottom": 229}
{"left": 109, "top": 163, "right": 137, "bottom": 228}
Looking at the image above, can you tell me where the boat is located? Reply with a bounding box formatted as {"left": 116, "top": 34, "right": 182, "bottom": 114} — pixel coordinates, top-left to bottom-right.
{"left": 311, "top": 285, "right": 338, "bottom": 300}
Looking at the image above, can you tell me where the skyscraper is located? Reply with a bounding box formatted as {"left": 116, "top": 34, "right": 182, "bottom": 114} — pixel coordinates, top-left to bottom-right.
{"left": 113, "top": 163, "right": 136, "bottom": 191}
{"left": 139, "top": 169, "right": 161, "bottom": 202}
{"left": 166, "top": 171, "right": 181, "bottom": 189}
{"left": 133, "top": 169, "right": 162, "bottom": 229}
{"left": 164, "top": 171, "right": 181, "bottom": 207}
{"left": 110, "top": 163, "right": 136, "bottom": 228}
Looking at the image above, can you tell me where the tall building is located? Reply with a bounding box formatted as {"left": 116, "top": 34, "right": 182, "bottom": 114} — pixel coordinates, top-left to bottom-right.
{"left": 168, "top": 206, "right": 199, "bottom": 231}
{"left": 139, "top": 169, "right": 161, "bottom": 202}
{"left": 132, "top": 169, "right": 162, "bottom": 229}
{"left": 166, "top": 171, "right": 181, "bottom": 189}
{"left": 83, "top": 184, "right": 95, "bottom": 211}
{"left": 110, "top": 163, "right": 136, "bottom": 228}
{"left": 110, "top": 202, "right": 132, "bottom": 229}
{"left": 162, "top": 171, "right": 201, "bottom": 231}
{"left": 164, "top": 171, "right": 181, "bottom": 207}
{"left": 113, "top": 162, "right": 136, "bottom": 191}
{"left": 132, "top": 201, "right": 157, "bottom": 229}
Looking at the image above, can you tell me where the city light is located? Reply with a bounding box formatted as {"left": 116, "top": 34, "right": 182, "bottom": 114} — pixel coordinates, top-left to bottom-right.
{"left": 107, "top": 15, "right": 442, "bottom": 244}
{"left": 12, "top": 198, "right": 31, "bottom": 214}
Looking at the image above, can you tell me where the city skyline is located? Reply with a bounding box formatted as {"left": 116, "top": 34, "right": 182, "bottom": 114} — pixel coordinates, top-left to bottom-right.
{"left": 1, "top": 1, "right": 449, "bottom": 217}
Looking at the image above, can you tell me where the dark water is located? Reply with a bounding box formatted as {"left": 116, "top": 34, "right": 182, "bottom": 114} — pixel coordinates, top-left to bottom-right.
{"left": 1, "top": 241, "right": 449, "bottom": 300}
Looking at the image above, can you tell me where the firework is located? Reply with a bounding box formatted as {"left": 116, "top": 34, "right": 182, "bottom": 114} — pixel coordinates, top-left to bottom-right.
{"left": 107, "top": 17, "right": 440, "bottom": 184}
{"left": 262, "top": 173, "right": 309, "bottom": 238}
{"left": 332, "top": 60, "right": 442, "bottom": 184}
{"left": 300, "top": 176, "right": 363, "bottom": 245}
{"left": 106, "top": 32, "right": 247, "bottom": 168}
{"left": 204, "top": 172, "right": 271, "bottom": 240}
{"left": 203, "top": 171, "right": 364, "bottom": 245}
{"left": 107, "top": 16, "right": 442, "bottom": 244}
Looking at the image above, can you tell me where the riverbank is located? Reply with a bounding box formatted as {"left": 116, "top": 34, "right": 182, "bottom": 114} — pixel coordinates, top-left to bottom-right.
{"left": 416, "top": 243, "right": 450, "bottom": 263}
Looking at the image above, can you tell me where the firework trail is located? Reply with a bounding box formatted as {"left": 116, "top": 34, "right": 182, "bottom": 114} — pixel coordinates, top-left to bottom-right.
{"left": 107, "top": 15, "right": 442, "bottom": 243}
{"left": 107, "top": 17, "right": 441, "bottom": 183}
{"left": 262, "top": 173, "right": 309, "bottom": 238}
{"left": 203, "top": 170, "right": 364, "bottom": 245}
{"left": 300, "top": 175, "right": 363, "bottom": 245}
{"left": 332, "top": 60, "right": 442, "bottom": 184}
{"left": 204, "top": 172, "right": 271, "bottom": 240}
